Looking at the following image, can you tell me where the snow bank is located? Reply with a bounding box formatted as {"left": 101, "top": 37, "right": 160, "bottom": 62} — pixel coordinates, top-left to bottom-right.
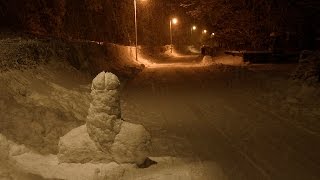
{"left": 163, "top": 45, "right": 186, "bottom": 57}
{"left": 111, "top": 121, "right": 151, "bottom": 164}
{"left": 58, "top": 125, "right": 112, "bottom": 163}
{"left": 292, "top": 50, "right": 320, "bottom": 84}
{"left": 0, "top": 66, "right": 90, "bottom": 154}
{"left": 0, "top": 37, "right": 145, "bottom": 79}
{"left": 187, "top": 45, "right": 200, "bottom": 54}
{"left": 214, "top": 55, "right": 244, "bottom": 65}
{"left": 202, "top": 55, "right": 214, "bottom": 65}
{"left": 104, "top": 44, "right": 150, "bottom": 70}
{"left": 132, "top": 45, "right": 201, "bottom": 65}
{"left": 202, "top": 55, "right": 244, "bottom": 66}
{"left": 0, "top": 134, "right": 226, "bottom": 180}
{"left": 139, "top": 45, "right": 182, "bottom": 60}
{"left": 0, "top": 132, "right": 118, "bottom": 180}
{"left": 0, "top": 37, "right": 150, "bottom": 154}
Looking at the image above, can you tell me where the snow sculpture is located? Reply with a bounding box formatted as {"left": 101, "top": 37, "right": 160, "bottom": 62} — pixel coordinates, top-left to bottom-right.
{"left": 58, "top": 72, "right": 151, "bottom": 165}
{"left": 86, "top": 72, "right": 123, "bottom": 151}
{"left": 58, "top": 125, "right": 112, "bottom": 163}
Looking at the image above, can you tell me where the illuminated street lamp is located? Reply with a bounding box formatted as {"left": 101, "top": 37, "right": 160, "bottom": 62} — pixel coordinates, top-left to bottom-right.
{"left": 203, "top": 29, "right": 208, "bottom": 34}
{"left": 170, "top": 18, "right": 178, "bottom": 53}
{"left": 172, "top": 18, "right": 178, "bottom": 25}
{"left": 190, "top": 25, "right": 197, "bottom": 45}
{"left": 191, "top": 25, "right": 197, "bottom": 34}
{"left": 134, "top": 0, "right": 147, "bottom": 61}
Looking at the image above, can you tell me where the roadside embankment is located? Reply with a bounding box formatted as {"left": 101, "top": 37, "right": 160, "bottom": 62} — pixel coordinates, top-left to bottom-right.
{"left": 0, "top": 35, "right": 144, "bottom": 154}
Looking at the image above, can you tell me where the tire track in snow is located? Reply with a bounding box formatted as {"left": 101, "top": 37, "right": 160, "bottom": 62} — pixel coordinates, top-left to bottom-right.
{"left": 226, "top": 91, "right": 320, "bottom": 168}
{"left": 197, "top": 95, "right": 320, "bottom": 179}
{"left": 187, "top": 103, "right": 271, "bottom": 180}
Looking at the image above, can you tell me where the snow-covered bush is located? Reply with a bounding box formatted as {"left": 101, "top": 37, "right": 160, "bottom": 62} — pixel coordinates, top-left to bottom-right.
{"left": 292, "top": 50, "right": 320, "bottom": 84}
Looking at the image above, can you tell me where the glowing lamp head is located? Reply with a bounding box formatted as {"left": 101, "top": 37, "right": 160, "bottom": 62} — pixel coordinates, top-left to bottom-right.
{"left": 203, "top": 29, "right": 207, "bottom": 34}
{"left": 192, "top": 26, "right": 197, "bottom": 30}
{"left": 172, "top": 18, "right": 178, "bottom": 25}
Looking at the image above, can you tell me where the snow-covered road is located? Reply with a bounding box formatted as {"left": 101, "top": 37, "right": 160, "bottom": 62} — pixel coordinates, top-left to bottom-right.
{"left": 121, "top": 55, "right": 320, "bottom": 180}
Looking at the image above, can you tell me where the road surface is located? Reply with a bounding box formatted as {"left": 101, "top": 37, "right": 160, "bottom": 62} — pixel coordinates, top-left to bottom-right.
{"left": 121, "top": 55, "right": 320, "bottom": 180}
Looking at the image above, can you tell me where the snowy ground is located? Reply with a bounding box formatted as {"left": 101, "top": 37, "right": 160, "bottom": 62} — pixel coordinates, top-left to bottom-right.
{"left": 1, "top": 38, "right": 320, "bottom": 179}
{"left": 122, "top": 54, "right": 320, "bottom": 180}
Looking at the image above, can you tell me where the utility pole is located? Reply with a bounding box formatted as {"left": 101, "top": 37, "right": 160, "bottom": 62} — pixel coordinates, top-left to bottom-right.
{"left": 170, "top": 20, "right": 173, "bottom": 53}
{"left": 169, "top": 18, "right": 178, "bottom": 53}
{"left": 134, "top": 0, "right": 138, "bottom": 61}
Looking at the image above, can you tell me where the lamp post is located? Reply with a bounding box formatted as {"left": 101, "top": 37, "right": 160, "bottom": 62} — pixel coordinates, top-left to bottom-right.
{"left": 190, "top": 25, "right": 196, "bottom": 45}
{"left": 170, "top": 18, "right": 178, "bottom": 53}
{"left": 134, "top": 0, "right": 138, "bottom": 61}
{"left": 134, "top": 0, "right": 147, "bottom": 61}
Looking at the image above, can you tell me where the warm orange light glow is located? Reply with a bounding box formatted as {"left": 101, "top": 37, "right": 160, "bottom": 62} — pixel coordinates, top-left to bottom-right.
{"left": 211, "top": 32, "right": 215, "bottom": 36}
{"left": 203, "top": 29, "right": 207, "bottom": 34}
{"left": 192, "top": 26, "right": 197, "bottom": 30}
{"left": 172, "top": 18, "right": 178, "bottom": 25}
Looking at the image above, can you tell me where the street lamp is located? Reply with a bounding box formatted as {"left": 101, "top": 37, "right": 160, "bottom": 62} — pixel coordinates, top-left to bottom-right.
{"left": 191, "top": 25, "right": 197, "bottom": 34}
{"left": 134, "top": 0, "right": 147, "bottom": 61}
{"left": 190, "top": 25, "right": 197, "bottom": 45}
{"left": 203, "top": 29, "right": 207, "bottom": 34}
{"left": 170, "top": 17, "right": 178, "bottom": 53}
{"left": 172, "top": 18, "right": 178, "bottom": 25}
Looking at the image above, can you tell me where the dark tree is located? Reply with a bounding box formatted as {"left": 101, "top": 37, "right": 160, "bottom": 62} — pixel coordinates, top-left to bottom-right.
{"left": 181, "top": 0, "right": 320, "bottom": 50}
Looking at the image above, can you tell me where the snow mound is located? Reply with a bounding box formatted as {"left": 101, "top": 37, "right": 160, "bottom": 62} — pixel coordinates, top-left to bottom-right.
{"left": 105, "top": 43, "right": 150, "bottom": 69}
{"left": 0, "top": 134, "right": 30, "bottom": 160}
{"left": 202, "top": 56, "right": 214, "bottom": 65}
{"left": 0, "top": 66, "right": 90, "bottom": 154}
{"left": 58, "top": 125, "right": 112, "bottom": 163}
{"left": 163, "top": 45, "right": 185, "bottom": 57}
{"left": 111, "top": 121, "right": 152, "bottom": 164}
{"left": 187, "top": 46, "right": 200, "bottom": 54}
{"left": 0, "top": 133, "right": 123, "bottom": 180}
{"left": 213, "top": 55, "right": 244, "bottom": 65}
{"left": 202, "top": 55, "right": 244, "bottom": 66}
{"left": 292, "top": 50, "right": 320, "bottom": 84}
